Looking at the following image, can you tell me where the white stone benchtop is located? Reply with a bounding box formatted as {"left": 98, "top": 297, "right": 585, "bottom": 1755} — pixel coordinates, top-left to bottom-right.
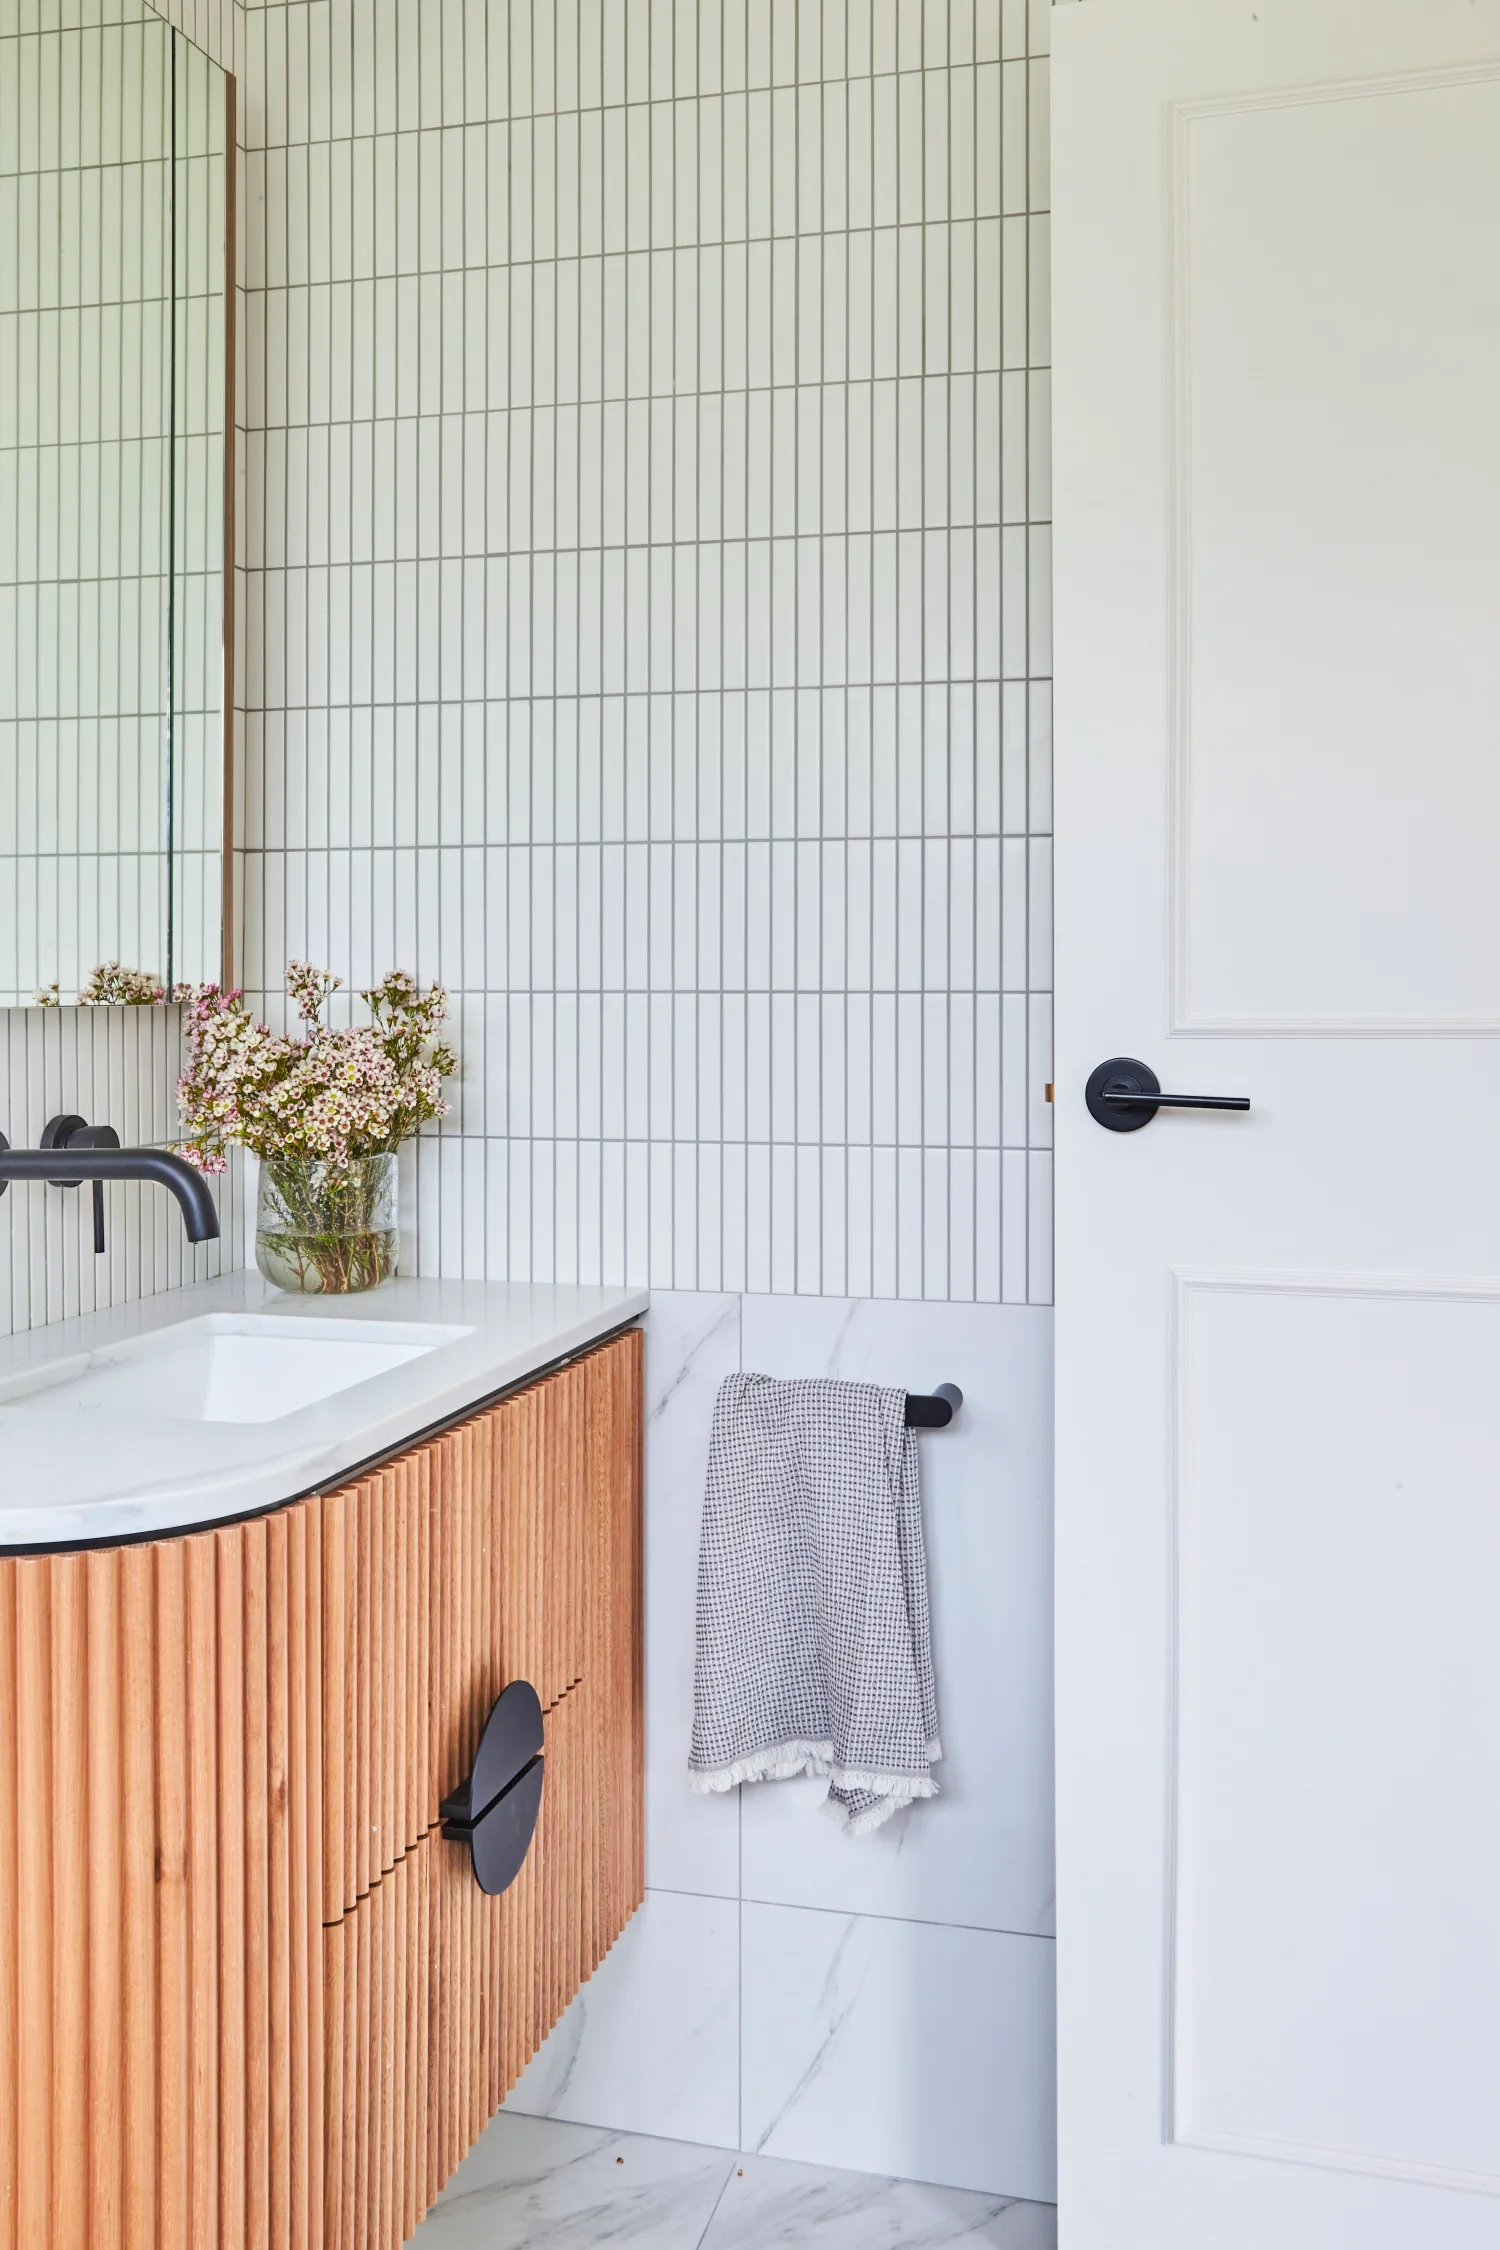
{"left": 0, "top": 1271, "right": 648, "bottom": 1549}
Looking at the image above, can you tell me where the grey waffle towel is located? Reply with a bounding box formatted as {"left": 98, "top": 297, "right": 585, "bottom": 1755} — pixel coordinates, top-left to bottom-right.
{"left": 688, "top": 1373, "right": 941, "bottom": 1836}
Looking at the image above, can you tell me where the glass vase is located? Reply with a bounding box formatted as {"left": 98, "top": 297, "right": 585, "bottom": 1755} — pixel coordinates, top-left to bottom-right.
{"left": 255, "top": 1153, "right": 398, "bottom": 1294}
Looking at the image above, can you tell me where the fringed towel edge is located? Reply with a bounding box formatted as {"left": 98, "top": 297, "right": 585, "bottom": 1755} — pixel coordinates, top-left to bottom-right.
{"left": 687, "top": 1738, "right": 837, "bottom": 1792}
{"left": 688, "top": 1736, "right": 944, "bottom": 1797}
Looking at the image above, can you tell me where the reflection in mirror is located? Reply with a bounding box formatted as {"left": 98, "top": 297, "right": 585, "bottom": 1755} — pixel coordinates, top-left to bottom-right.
{"left": 0, "top": 2, "right": 232, "bottom": 1006}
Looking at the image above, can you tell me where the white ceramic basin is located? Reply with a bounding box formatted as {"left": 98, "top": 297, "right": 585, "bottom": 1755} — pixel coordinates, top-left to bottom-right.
{"left": 0, "top": 1312, "right": 475, "bottom": 1425}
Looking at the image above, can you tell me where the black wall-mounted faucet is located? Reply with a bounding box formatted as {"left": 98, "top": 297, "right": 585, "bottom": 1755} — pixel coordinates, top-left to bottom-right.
{"left": 0, "top": 1117, "right": 221, "bottom": 1249}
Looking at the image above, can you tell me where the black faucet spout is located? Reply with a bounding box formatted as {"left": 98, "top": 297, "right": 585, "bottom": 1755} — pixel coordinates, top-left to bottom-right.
{"left": 0, "top": 1138, "right": 221, "bottom": 1244}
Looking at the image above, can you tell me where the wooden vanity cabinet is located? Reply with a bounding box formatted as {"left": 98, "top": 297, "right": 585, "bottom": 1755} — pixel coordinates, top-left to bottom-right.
{"left": 0, "top": 1326, "right": 643, "bottom": 2250}
{"left": 319, "top": 1329, "right": 644, "bottom": 2247}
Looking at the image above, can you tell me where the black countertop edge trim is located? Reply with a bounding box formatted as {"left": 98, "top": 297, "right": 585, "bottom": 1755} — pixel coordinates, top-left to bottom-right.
{"left": 0, "top": 1315, "right": 644, "bottom": 1559}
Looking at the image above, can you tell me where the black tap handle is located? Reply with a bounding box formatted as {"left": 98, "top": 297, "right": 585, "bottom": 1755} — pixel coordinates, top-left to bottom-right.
{"left": 41, "top": 1118, "right": 120, "bottom": 1251}
{"left": 40, "top": 1113, "right": 88, "bottom": 1186}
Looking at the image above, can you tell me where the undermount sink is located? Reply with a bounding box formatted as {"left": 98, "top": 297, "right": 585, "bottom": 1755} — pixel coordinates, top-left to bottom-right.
{"left": 0, "top": 1312, "right": 475, "bottom": 1425}
{"left": 0, "top": 1273, "right": 648, "bottom": 1543}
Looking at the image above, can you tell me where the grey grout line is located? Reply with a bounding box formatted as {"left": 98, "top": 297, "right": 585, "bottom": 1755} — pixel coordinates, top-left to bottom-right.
{"left": 694, "top": 2155, "right": 743, "bottom": 2250}
{"left": 644, "top": 1881, "right": 1055, "bottom": 1950}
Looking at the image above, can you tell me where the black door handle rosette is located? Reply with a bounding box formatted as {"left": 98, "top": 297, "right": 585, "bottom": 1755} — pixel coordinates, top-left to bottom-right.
{"left": 439, "top": 1679, "right": 545, "bottom": 1896}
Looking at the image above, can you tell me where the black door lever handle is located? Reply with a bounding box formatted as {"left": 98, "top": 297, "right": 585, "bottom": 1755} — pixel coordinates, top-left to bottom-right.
{"left": 1086, "top": 1058, "right": 1250, "bottom": 1133}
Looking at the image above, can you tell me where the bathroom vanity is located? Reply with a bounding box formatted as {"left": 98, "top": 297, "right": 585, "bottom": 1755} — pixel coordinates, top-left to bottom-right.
{"left": 0, "top": 1276, "right": 647, "bottom": 2249}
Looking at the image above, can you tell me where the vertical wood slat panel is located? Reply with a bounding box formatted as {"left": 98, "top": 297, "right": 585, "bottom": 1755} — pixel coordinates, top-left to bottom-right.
{"left": 321, "top": 1923, "right": 345, "bottom": 2250}
{"left": 184, "top": 1537, "right": 218, "bottom": 2250}
{"left": 266, "top": 1514, "right": 292, "bottom": 2250}
{"left": 155, "top": 1542, "right": 190, "bottom": 2250}
{"left": 216, "top": 1529, "right": 246, "bottom": 2250}
{"left": 1, "top": 1509, "right": 322, "bottom": 2249}
{"left": 50, "top": 1558, "right": 88, "bottom": 2250}
{"left": 120, "top": 1545, "right": 156, "bottom": 2250}
{"left": 355, "top": 1484, "right": 372, "bottom": 1909}
{"left": 342, "top": 1899, "right": 359, "bottom": 2240}
{"left": 243, "top": 1521, "right": 271, "bottom": 2250}
{"left": 315, "top": 1329, "right": 645, "bottom": 2247}
{"left": 289, "top": 1501, "right": 320, "bottom": 2250}
{"left": 16, "top": 1561, "right": 53, "bottom": 2250}
{"left": 85, "top": 1550, "right": 124, "bottom": 2250}
{"left": 341, "top": 1492, "right": 359, "bottom": 1922}
{"left": 320, "top": 1488, "right": 346, "bottom": 1932}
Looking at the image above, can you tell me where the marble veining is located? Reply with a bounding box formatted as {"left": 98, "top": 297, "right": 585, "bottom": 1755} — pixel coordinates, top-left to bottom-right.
{"left": 642, "top": 1294, "right": 743, "bottom": 1901}
{"left": 504, "top": 1890, "right": 742, "bottom": 2150}
{"left": 411, "top": 2115, "right": 1059, "bottom": 2249}
{"left": 419, "top": 2116, "right": 734, "bottom": 2250}
{"left": 647, "top": 1296, "right": 741, "bottom": 1429}
{"left": 740, "top": 1901, "right": 1057, "bottom": 2200}
{"left": 748, "top": 1914, "right": 873, "bottom": 2154}
{"left": 703, "top": 2153, "right": 1060, "bottom": 2249}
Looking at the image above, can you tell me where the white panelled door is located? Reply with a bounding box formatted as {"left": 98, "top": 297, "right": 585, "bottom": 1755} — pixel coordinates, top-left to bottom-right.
{"left": 1051, "top": 3, "right": 1500, "bottom": 2245}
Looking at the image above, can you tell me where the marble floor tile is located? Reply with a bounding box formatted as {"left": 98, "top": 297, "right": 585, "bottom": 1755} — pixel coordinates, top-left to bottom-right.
{"left": 407, "top": 2113, "right": 1060, "bottom": 2250}
{"left": 410, "top": 2112, "right": 736, "bottom": 2249}
{"left": 698, "top": 2153, "right": 1059, "bottom": 2250}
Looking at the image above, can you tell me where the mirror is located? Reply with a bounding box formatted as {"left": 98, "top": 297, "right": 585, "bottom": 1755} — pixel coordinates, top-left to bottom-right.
{"left": 0, "top": 1, "right": 232, "bottom": 1006}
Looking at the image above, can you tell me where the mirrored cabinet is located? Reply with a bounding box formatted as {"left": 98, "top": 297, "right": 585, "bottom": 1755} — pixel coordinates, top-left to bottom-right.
{"left": 0, "top": 1, "right": 233, "bottom": 1007}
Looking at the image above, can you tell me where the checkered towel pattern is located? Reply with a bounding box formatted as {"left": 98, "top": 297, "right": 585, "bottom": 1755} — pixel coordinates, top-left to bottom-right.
{"left": 688, "top": 1372, "right": 941, "bottom": 1837}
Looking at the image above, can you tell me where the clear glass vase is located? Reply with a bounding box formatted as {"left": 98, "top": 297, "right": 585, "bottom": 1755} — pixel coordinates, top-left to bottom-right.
{"left": 255, "top": 1153, "right": 398, "bottom": 1294}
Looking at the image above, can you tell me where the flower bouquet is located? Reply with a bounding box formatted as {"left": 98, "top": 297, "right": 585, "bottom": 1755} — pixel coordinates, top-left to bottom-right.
{"left": 178, "top": 963, "right": 456, "bottom": 1294}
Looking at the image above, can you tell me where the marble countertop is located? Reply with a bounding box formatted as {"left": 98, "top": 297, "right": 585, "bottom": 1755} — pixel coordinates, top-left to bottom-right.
{"left": 0, "top": 1271, "right": 648, "bottom": 1550}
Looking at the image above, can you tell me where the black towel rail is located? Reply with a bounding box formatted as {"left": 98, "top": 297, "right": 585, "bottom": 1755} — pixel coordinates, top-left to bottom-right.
{"left": 905, "top": 1384, "right": 962, "bottom": 1428}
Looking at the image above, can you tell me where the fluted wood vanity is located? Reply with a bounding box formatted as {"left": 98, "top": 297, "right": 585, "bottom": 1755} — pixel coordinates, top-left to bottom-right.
{"left": 0, "top": 1322, "right": 643, "bottom": 2250}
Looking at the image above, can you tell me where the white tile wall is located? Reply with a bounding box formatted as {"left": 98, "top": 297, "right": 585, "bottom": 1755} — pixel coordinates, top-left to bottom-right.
{"left": 0, "top": 1001, "right": 239, "bottom": 1338}
{"left": 236, "top": 0, "right": 1054, "bottom": 1306}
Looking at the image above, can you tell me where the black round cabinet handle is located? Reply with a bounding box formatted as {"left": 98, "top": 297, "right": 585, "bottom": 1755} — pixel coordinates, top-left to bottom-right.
{"left": 440, "top": 1680, "right": 546, "bottom": 1896}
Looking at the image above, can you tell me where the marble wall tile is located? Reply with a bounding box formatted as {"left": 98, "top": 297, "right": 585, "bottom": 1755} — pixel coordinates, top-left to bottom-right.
{"left": 737, "top": 1298, "right": 1055, "bottom": 1939}
{"left": 505, "top": 1890, "right": 740, "bottom": 2152}
{"left": 739, "top": 1902, "right": 1057, "bottom": 2203}
{"left": 514, "top": 1290, "right": 1058, "bottom": 2198}
{"left": 643, "top": 1291, "right": 742, "bottom": 1899}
